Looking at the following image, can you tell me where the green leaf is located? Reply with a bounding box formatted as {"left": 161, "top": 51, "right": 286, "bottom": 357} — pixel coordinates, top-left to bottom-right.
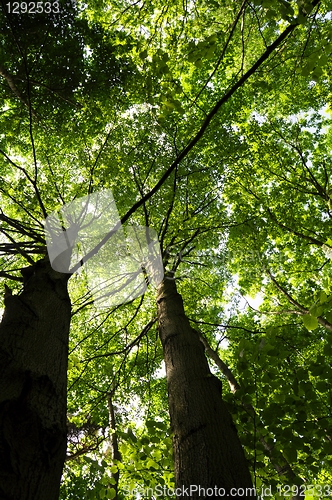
{"left": 315, "top": 381, "right": 327, "bottom": 392}
{"left": 284, "top": 447, "right": 297, "bottom": 463}
{"left": 309, "top": 304, "right": 324, "bottom": 317}
{"left": 147, "top": 459, "right": 159, "bottom": 470}
{"left": 194, "top": 59, "right": 203, "bottom": 68}
{"left": 302, "top": 314, "right": 319, "bottom": 331}
{"left": 109, "top": 488, "right": 117, "bottom": 499}
{"left": 139, "top": 50, "right": 148, "bottom": 60}
{"left": 319, "top": 291, "right": 328, "bottom": 304}
{"left": 323, "top": 343, "right": 332, "bottom": 356}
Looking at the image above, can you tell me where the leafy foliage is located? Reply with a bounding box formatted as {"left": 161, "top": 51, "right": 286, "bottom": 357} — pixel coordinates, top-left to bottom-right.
{"left": 1, "top": 0, "right": 332, "bottom": 497}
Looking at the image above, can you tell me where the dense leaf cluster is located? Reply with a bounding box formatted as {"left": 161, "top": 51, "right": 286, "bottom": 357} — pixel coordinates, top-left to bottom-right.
{"left": 0, "top": 0, "right": 332, "bottom": 498}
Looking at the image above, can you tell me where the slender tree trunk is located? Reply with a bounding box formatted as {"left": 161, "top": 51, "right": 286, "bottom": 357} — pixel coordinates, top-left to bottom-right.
{"left": 107, "top": 389, "right": 121, "bottom": 499}
{"left": 0, "top": 258, "right": 71, "bottom": 500}
{"left": 157, "top": 278, "right": 254, "bottom": 499}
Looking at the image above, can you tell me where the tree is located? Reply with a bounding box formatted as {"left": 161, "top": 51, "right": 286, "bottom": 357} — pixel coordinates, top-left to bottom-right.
{"left": 0, "top": 0, "right": 332, "bottom": 498}
{"left": 157, "top": 277, "right": 253, "bottom": 494}
{"left": 0, "top": 259, "right": 70, "bottom": 500}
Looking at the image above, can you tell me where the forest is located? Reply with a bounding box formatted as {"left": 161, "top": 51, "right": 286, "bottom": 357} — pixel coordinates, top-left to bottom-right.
{"left": 0, "top": 0, "right": 332, "bottom": 499}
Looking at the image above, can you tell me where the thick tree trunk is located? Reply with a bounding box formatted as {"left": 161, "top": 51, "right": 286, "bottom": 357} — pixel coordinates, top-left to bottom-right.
{"left": 157, "top": 278, "right": 254, "bottom": 499}
{"left": 0, "top": 258, "right": 71, "bottom": 500}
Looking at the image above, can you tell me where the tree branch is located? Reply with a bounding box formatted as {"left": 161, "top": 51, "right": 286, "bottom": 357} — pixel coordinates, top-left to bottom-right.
{"left": 267, "top": 270, "right": 332, "bottom": 332}
{"left": 0, "top": 64, "right": 37, "bottom": 118}
{"left": 69, "top": 3, "right": 321, "bottom": 273}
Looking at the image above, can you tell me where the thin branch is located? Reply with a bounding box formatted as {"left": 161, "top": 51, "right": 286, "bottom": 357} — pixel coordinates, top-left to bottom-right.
{"left": 88, "top": 124, "right": 116, "bottom": 194}
{"left": 265, "top": 206, "right": 323, "bottom": 246}
{"left": 82, "top": 318, "right": 157, "bottom": 362}
{"left": 0, "top": 64, "right": 37, "bottom": 118}
{"left": 0, "top": 149, "right": 47, "bottom": 219}
{"left": 0, "top": 229, "right": 35, "bottom": 265}
{"left": 193, "top": 0, "right": 248, "bottom": 104}
{"left": 267, "top": 271, "right": 307, "bottom": 314}
{"left": 15, "top": 76, "right": 82, "bottom": 108}
{"left": 0, "top": 271, "right": 24, "bottom": 282}
{"left": 267, "top": 270, "right": 332, "bottom": 332}
{"left": 0, "top": 211, "right": 44, "bottom": 243}
{"left": 69, "top": 4, "right": 321, "bottom": 273}
{"left": 159, "top": 166, "right": 178, "bottom": 250}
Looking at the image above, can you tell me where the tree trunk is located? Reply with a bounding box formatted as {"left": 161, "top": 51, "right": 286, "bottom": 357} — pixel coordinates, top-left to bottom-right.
{"left": 157, "top": 278, "right": 254, "bottom": 499}
{"left": 0, "top": 258, "right": 71, "bottom": 500}
{"left": 107, "top": 390, "right": 121, "bottom": 499}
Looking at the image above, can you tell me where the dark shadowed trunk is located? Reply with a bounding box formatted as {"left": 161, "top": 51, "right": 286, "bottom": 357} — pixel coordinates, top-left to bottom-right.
{"left": 0, "top": 258, "right": 71, "bottom": 500}
{"left": 157, "top": 278, "right": 254, "bottom": 499}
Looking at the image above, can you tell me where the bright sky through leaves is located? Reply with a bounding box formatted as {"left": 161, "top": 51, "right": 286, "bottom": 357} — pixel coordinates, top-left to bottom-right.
{"left": 45, "top": 189, "right": 164, "bottom": 306}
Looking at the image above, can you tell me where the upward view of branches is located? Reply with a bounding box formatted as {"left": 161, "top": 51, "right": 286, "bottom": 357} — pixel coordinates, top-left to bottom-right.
{"left": 0, "top": 0, "right": 332, "bottom": 499}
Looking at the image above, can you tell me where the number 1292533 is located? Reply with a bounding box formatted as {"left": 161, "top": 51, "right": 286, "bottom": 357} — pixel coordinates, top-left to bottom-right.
{"left": 6, "top": 2, "right": 61, "bottom": 13}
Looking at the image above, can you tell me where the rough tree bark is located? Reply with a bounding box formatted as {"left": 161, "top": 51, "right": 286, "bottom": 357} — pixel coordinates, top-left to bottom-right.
{"left": 0, "top": 257, "right": 71, "bottom": 500}
{"left": 157, "top": 278, "right": 254, "bottom": 499}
